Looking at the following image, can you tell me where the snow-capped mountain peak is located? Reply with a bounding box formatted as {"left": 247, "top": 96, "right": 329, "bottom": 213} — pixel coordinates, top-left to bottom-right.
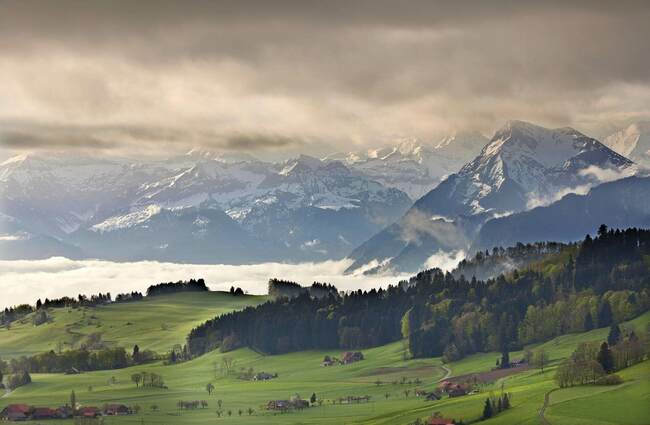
{"left": 447, "top": 120, "right": 634, "bottom": 214}
{"left": 324, "top": 132, "right": 489, "bottom": 199}
{"left": 279, "top": 154, "right": 323, "bottom": 175}
{"left": 485, "top": 121, "right": 601, "bottom": 168}
{"left": 1, "top": 151, "right": 412, "bottom": 263}
{"left": 184, "top": 147, "right": 259, "bottom": 163}
{"left": 604, "top": 121, "right": 650, "bottom": 167}
{"left": 346, "top": 120, "right": 639, "bottom": 274}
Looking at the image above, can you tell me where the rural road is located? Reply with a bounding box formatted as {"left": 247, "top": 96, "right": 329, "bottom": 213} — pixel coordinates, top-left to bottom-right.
{"left": 438, "top": 365, "right": 452, "bottom": 382}
{"left": 539, "top": 389, "right": 557, "bottom": 425}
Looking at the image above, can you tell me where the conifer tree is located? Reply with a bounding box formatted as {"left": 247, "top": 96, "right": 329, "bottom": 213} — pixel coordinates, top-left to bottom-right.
{"left": 597, "top": 301, "right": 613, "bottom": 327}
{"left": 597, "top": 342, "right": 615, "bottom": 373}
{"left": 607, "top": 324, "right": 621, "bottom": 347}
{"left": 584, "top": 311, "right": 594, "bottom": 331}
{"left": 70, "top": 390, "right": 77, "bottom": 413}
{"left": 482, "top": 397, "right": 493, "bottom": 419}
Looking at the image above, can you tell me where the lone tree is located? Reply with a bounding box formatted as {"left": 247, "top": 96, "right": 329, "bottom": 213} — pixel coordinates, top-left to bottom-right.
{"left": 133, "top": 345, "right": 140, "bottom": 363}
{"left": 500, "top": 349, "right": 510, "bottom": 369}
{"left": 206, "top": 383, "right": 215, "bottom": 395}
{"left": 70, "top": 390, "right": 77, "bottom": 413}
{"left": 131, "top": 373, "right": 142, "bottom": 388}
{"left": 310, "top": 393, "right": 317, "bottom": 405}
{"left": 482, "top": 397, "right": 493, "bottom": 419}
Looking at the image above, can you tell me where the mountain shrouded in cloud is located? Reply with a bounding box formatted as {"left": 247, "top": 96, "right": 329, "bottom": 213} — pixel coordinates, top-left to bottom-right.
{"left": 345, "top": 120, "right": 638, "bottom": 273}
{"left": 1, "top": 1, "right": 650, "bottom": 159}
{"left": 604, "top": 122, "right": 650, "bottom": 168}
{"left": 473, "top": 175, "right": 650, "bottom": 251}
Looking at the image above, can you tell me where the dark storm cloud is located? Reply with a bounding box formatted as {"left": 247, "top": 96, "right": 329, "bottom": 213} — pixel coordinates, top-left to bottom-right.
{"left": 0, "top": 121, "right": 305, "bottom": 157}
{"left": 0, "top": 125, "right": 118, "bottom": 150}
{"left": 223, "top": 134, "right": 303, "bottom": 151}
{"left": 1, "top": 0, "right": 649, "bottom": 155}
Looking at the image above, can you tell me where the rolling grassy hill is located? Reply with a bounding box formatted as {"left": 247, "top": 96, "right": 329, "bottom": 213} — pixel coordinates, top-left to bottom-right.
{"left": 0, "top": 292, "right": 266, "bottom": 358}
{"left": 1, "top": 293, "right": 648, "bottom": 424}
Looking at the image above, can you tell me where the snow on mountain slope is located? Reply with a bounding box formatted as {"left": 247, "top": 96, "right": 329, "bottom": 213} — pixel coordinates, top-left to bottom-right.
{"left": 414, "top": 120, "right": 635, "bottom": 216}
{"left": 604, "top": 122, "right": 650, "bottom": 168}
{"left": 0, "top": 152, "right": 411, "bottom": 262}
{"left": 91, "top": 205, "right": 162, "bottom": 233}
{"left": 474, "top": 175, "right": 650, "bottom": 250}
{"left": 346, "top": 120, "right": 636, "bottom": 274}
{"left": 326, "top": 132, "right": 488, "bottom": 199}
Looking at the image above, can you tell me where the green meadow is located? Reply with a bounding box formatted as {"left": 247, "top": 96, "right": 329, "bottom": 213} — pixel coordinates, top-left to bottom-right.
{"left": 0, "top": 292, "right": 266, "bottom": 358}
{"left": 1, "top": 295, "right": 649, "bottom": 425}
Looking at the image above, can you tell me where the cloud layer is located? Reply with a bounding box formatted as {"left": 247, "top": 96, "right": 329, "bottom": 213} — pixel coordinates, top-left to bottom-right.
{"left": 0, "top": 257, "right": 421, "bottom": 309}
{"left": 1, "top": 1, "right": 650, "bottom": 157}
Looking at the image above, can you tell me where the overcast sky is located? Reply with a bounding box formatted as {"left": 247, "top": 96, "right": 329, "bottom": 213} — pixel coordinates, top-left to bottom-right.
{"left": 1, "top": 0, "right": 649, "bottom": 159}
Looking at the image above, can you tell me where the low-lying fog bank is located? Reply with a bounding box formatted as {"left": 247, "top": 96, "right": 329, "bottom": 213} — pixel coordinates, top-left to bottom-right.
{"left": 0, "top": 257, "right": 428, "bottom": 309}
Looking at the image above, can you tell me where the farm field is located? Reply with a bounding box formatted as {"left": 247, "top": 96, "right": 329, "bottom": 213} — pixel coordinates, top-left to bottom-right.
{"left": 1, "top": 296, "right": 649, "bottom": 425}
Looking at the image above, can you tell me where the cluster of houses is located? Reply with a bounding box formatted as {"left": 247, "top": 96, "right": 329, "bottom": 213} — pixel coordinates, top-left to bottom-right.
{"left": 251, "top": 371, "right": 278, "bottom": 381}
{"left": 321, "top": 351, "right": 364, "bottom": 367}
{"left": 414, "top": 388, "right": 442, "bottom": 401}
{"left": 266, "top": 398, "right": 309, "bottom": 412}
{"left": 0, "top": 403, "right": 131, "bottom": 421}
{"left": 437, "top": 380, "right": 472, "bottom": 397}
{"left": 412, "top": 380, "right": 474, "bottom": 402}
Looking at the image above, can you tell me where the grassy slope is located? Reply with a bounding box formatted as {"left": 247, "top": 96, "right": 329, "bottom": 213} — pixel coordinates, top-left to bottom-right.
{"left": 0, "top": 296, "right": 648, "bottom": 425}
{"left": 0, "top": 292, "right": 266, "bottom": 358}
{"left": 544, "top": 361, "right": 650, "bottom": 425}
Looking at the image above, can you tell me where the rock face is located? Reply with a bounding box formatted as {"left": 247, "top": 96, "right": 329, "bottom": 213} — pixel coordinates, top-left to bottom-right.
{"left": 0, "top": 152, "right": 411, "bottom": 263}
{"left": 346, "top": 120, "right": 636, "bottom": 274}
{"left": 604, "top": 122, "right": 650, "bottom": 168}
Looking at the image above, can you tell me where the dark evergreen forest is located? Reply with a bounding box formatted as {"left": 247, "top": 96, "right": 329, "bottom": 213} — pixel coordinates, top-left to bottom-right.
{"left": 187, "top": 226, "right": 650, "bottom": 360}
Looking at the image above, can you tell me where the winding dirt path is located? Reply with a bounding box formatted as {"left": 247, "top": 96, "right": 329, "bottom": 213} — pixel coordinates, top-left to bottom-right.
{"left": 539, "top": 388, "right": 557, "bottom": 425}
{"left": 438, "top": 364, "right": 452, "bottom": 382}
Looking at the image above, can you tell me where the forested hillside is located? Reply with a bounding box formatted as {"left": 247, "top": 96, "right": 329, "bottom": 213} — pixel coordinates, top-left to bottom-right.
{"left": 188, "top": 226, "right": 650, "bottom": 360}
{"left": 451, "top": 241, "right": 571, "bottom": 281}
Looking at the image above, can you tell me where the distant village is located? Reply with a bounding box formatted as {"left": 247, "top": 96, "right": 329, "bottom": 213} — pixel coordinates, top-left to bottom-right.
{"left": 1, "top": 403, "right": 132, "bottom": 421}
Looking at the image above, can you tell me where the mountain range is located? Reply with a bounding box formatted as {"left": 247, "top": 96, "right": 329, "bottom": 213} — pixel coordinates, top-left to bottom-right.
{"left": 2, "top": 120, "right": 649, "bottom": 270}
{"left": 346, "top": 120, "right": 640, "bottom": 273}
{"left": 325, "top": 131, "right": 488, "bottom": 199}
{"left": 0, "top": 152, "right": 411, "bottom": 262}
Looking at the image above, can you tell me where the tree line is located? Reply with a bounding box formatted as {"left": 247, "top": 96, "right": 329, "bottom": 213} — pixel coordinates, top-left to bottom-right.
{"left": 1, "top": 344, "right": 156, "bottom": 374}
{"left": 146, "top": 278, "right": 208, "bottom": 296}
{"left": 555, "top": 323, "right": 647, "bottom": 388}
{"left": 1, "top": 291, "right": 144, "bottom": 327}
{"left": 268, "top": 279, "right": 339, "bottom": 299}
{"left": 187, "top": 226, "right": 650, "bottom": 361}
